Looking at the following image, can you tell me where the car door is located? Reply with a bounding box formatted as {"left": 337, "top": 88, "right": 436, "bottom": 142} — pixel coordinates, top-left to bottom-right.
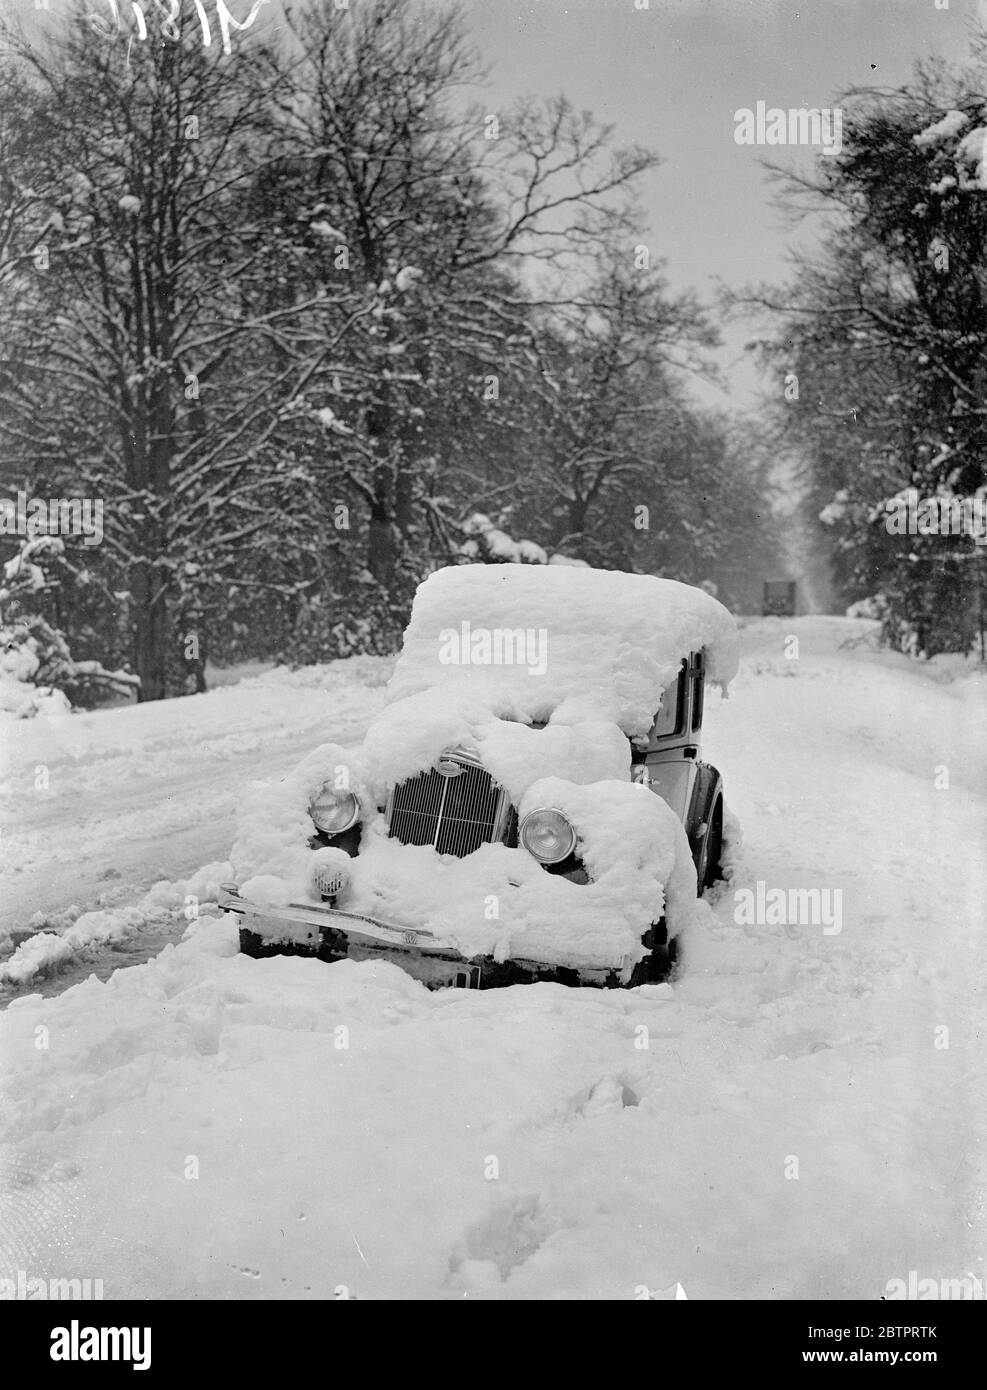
{"left": 642, "top": 657, "right": 698, "bottom": 826}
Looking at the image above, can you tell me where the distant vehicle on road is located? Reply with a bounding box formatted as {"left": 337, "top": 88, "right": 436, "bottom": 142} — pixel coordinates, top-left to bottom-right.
{"left": 763, "top": 579, "right": 797, "bottom": 617}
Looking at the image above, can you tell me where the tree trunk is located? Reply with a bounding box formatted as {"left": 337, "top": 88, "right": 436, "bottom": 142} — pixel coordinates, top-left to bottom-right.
{"left": 132, "top": 564, "right": 169, "bottom": 702}
{"left": 367, "top": 480, "right": 395, "bottom": 586}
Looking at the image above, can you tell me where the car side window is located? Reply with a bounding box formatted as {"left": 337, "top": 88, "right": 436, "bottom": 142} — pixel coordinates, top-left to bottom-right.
{"left": 650, "top": 660, "right": 687, "bottom": 742}
{"left": 691, "top": 651, "right": 705, "bottom": 731}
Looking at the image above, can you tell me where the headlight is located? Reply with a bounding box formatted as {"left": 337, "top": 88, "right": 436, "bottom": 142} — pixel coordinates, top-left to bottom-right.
{"left": 519, "top": 807, "right": 576, "bottom": 864}
{"left": 309, "top": 785, "right": 360, "bottom": 834}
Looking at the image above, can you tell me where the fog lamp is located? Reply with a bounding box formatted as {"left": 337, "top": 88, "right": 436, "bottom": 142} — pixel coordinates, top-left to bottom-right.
{"left": 313, "top": 863, "right": 350, "bottom": 899}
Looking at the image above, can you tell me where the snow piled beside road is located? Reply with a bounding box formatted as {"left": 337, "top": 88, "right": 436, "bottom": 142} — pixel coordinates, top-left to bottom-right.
{"left": 0, "top": 655, "right": 395, "bottom": 972}
{"left": 1, "top": 619, "right": 984, "bottom": 1299}
{"left": 0, "top": 862, "right": 231, "bottom": 987}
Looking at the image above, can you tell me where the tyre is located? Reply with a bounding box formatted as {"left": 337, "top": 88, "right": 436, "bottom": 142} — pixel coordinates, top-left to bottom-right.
{"left": 629, "top": 921, "right": 679, "bottom": 986}
{"left": 695, "top": 797, "right": 723, "bottom": 893}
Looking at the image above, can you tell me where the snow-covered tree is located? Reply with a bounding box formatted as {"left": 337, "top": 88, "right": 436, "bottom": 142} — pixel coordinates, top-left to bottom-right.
{"left": 0, "top": 534, "right": 138, "bottom": 716}
{"left": 458, "top": 513, "right": 548, "bottom": 565}
{"left": 747, "top": 51, "right": 987, "bottom": 654}
{"left": 0, "top": 0, "right": 776, "bottom": 683}
{"left": 0, "top": 5, "right": 357, "bottom": 698}
{"left": 269, "top": 0, "right": 660, "bottom": 598}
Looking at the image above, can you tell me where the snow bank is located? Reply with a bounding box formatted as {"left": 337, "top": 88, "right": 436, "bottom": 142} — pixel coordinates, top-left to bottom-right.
{"left": 0, "top": 675, "right": 71, "bottom": 719}
{"left": 0, "top": 862, "right": 232, "bottom": 986}
{"left": 0, "top": 626, "right": 72, "bottom": 720}
{"left": 235, "top": 654, "right": 395, "bottom": 693}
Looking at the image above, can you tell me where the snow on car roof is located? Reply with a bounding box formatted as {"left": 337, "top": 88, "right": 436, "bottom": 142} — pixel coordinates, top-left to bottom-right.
{"left": 385, "top": 563, "right": 740, "bottom": 734}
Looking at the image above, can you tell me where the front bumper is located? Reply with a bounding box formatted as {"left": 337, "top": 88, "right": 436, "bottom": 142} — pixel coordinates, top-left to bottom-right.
{"left": 219, "top": 885, "right": 628, "bottom": 990}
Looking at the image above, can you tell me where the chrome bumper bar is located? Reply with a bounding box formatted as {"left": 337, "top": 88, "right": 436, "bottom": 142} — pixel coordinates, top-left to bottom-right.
{"left": 219, "top": 885, "right": 464, "bottom": 956}
{"left": 219, "top": 884, "right": 628, "bottom": 987}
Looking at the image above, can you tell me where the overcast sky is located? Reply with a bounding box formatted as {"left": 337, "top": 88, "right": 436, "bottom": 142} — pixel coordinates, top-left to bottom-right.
{"left": 5, "top": 0, "right": 985, "bottom": 407}
{"left": 456, "top": 0, "right": 984, "bottom": 409}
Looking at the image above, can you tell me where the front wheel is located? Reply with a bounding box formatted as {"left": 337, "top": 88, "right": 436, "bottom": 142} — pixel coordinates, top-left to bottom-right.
{"left": 629, "top": 923, "right": 679, "bottom": 986}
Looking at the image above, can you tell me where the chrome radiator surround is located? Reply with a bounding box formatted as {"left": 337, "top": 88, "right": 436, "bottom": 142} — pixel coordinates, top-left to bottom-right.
{"left": 385, "top": 749, "right": 514, "bottom": 857}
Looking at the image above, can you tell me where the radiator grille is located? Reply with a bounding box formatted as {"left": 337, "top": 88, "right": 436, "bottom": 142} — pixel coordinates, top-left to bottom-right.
{"left": 388, "top": 757, "right": 509, "bottom": 857}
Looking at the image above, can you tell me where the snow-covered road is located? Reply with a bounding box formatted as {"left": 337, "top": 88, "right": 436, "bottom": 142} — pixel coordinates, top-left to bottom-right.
{"left": 0, "top": 655, "right": 395, "bottom": 980}
{"left": 0, "top": 619, "right": 984, "bottom": 1298}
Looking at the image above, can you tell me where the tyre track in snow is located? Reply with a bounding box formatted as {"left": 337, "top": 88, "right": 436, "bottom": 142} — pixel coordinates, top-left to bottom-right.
{"left": 0, "top": 660, "right": 394, "bottom": 994}
{"left": 0, "top": 621, "right": 983, "bottom": 1296}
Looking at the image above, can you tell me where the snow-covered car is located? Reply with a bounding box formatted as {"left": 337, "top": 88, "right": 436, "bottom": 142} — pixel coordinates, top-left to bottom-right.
{"left": 220, "top": 564, "right": 740, "bottom": 988}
